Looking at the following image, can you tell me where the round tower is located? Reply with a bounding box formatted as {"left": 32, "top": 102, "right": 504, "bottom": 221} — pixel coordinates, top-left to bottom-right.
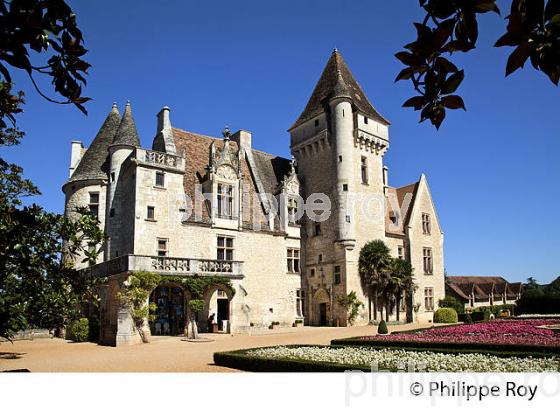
{"left": 106, "top": 101, "right": 141, "bottom": 259}
{"left": 329, "top": 69, "right": 356, "bottom": 248}
{"left": 62, "top": 103, "right": 121, "bottom": 268}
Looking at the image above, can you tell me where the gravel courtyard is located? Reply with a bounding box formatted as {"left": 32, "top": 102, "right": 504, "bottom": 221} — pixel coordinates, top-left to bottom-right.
{"left": 0, "top": 323, "right": 429, "bottom": 372}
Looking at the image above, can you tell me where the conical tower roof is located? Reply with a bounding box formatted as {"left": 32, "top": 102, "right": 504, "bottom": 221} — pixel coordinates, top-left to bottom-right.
{"left": 289, "top": 49, "right": 389, "bottom": 130}
{"left": 112, "top": 101, "right": 140, "bottom": 147}
{"left": 68, "top": 103, "right": 120, "bottom": 183}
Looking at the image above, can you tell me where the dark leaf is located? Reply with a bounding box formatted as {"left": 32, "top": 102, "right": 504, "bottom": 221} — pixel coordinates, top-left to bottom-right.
{"left": 402, "top": 96, "right": 426, "bottom": 110}
{"left": 442, "top": 95, "right": 466, "bottom": 110}
{"left": 494, "top": 32, "right": 521, "bottom": 47}
{"left": 506, "top": 42, "right": 531, "bottom": 76}
{"left": 475, "top": 0, "right": 501, "bottom": 14}
{"left": 395, "top": 67, "right": 414, "bottom": 82}
{"left": 545, "top": 0, "right": 560, "bottom": 20}
{"left": 442, "top": 70, "right": 465, "bottom": 94}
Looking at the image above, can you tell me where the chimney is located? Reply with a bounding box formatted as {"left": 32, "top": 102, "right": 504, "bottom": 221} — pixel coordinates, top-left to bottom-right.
{"left": 69, "top": 140, "right": 84, "bottom": 177}
{"left": 153, "top": 106, "right": 177, "bottom": 155}
{"left": 157, "top": 106, "right": 171, "bottom": 132}
{"left": 232, "top": 129, "right": 252, "bottom": 151}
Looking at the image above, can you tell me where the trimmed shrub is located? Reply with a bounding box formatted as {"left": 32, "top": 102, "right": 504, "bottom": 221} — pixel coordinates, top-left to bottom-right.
{"left": 377, "top": 320, "right": 388, "bottom": 334}
{"left": 438, "top": 296, "right": 464, "bottom": 314}
{"left": 434, "top": 308, "right": 458, "bottom": 323}
{"left": 517, "top": 294, "right": 560, "bottom": 315}
{"left": 70, "top": 318, "right": 89, "bottom": 342}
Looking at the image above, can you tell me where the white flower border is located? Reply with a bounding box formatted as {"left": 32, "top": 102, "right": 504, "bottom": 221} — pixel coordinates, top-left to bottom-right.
{"left": 247, "top": 346, "right": 560, "bottom": 372}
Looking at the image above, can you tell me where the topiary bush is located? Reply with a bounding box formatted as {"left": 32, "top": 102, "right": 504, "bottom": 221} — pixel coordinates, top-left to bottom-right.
{"left": 70, "top": 318, "right": 89, "bottom": 342}
{"left": 377, "top": 320, "right": 388, "bottom": 334}
{"left": 433, "top": 308, "right": 458, "bottom": 323}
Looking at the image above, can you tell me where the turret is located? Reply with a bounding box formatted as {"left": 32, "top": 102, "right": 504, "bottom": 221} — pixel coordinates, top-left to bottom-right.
{"left": 106, "top": 101, "right": 141, "bottom": 259}
{"left": 329, "top": 69, "right": 356, "bottom": 246}
{"left": 62, "top": 103, "right": 121, "bottom": 267}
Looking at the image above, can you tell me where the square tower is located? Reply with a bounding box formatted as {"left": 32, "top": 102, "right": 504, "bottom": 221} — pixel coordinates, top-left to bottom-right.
{"left": 289, "top": 49, "right": 391, "bottom": 326}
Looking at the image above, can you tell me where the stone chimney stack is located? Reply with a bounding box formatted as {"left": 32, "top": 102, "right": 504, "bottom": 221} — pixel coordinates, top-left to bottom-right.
{"left": 69, "top": 140, "right": 84, "bottom": 177}
{"left": 232, "top": 129, "right": 252, "bottom": 151}
{"left": 152, "top": 106, "right": 177, "bottom": 155}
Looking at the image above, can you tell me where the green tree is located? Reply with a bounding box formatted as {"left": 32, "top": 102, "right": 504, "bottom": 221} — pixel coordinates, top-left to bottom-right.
{"left": 337, "top": 291, "right": 364, "bottom": 325}
{"left": 397, "top": 0, "right": 560, "bottom": 129}
{"left": 387, "top": 257, "right": 416, "bottom": 322}
{"left": 358, "top": 240, "right": 392, "bottom": 322}
{"left": 0, "top": 0, "right": 92, "bottom": 340}
{"left": 117, "top": 271, "right": 161, "bottom": 343}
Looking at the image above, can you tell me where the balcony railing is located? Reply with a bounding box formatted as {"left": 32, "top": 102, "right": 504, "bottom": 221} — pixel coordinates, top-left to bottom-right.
{"left": 85, "top": 254, "right": 244, "bottom": 279}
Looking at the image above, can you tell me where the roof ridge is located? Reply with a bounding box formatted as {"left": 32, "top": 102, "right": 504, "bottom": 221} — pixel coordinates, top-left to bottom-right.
{"left": 251, "top": 148, "right": 290, "bottom": 161}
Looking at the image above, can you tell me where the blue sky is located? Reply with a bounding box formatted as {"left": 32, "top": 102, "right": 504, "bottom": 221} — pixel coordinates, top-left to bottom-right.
{"left": 2, "top": 1, "right": 558, "bottom": 284}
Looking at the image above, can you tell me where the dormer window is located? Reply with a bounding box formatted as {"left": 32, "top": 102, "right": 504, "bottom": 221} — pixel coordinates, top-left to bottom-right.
{"left": 288, "top": 197, "right": 299, "bottom": 224}
{"left": 314, "top": 119, "right": 319, "bottom": 127}
{"left": 217, "top": 183, "right": 233, "bottom": 218}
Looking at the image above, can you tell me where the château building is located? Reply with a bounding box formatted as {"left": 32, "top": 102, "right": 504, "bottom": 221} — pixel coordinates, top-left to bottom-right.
{"left": 63, "top": 50, "right": 445, "bottom": 346}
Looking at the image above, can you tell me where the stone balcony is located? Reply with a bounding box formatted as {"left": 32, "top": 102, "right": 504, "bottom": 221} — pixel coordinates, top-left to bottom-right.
{"left": 85, "top": 254, "right": 244, "bottom": 279}
{"left": 134, "top": 148, "right": 185, "bottom": 172}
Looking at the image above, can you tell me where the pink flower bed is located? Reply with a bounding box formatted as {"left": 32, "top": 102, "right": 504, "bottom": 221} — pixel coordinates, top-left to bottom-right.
{"left": 363, "top": 320, "right": 560, "bottom": 347}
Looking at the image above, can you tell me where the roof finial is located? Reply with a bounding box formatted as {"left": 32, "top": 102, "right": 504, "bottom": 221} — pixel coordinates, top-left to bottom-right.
{"left": 333, "top": 47, "right": 338, "bottom": 53}
{"left": 126, "top": 100, "right": 131, "bottom": 106}
{"left": 222, "top": 125, "right": 231, "bottom": 141}
{"left": 112, "top": 102, "right": 118, "bottom": 109}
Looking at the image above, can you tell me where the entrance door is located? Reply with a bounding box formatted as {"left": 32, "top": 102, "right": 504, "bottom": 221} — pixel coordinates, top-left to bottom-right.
{"left": 150, "top": 286, "right": 185, "bottom": 335}
{"left": 319, "top": 303, "right": 327, "bottom": 326}
{"left": 217, "top": 298, "right": 229, "bottom": 331}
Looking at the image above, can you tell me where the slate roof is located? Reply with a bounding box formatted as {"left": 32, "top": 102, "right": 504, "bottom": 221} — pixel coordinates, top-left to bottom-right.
{"left": 68, "top": 104, "right": 120, "bottom": 183}
{"left": 290, "top": 49, "right": 389, "bottom": 130}
{"left": 251, "top": 149, "right": 293, "bottom": 195}
{"left": 112, "top": 101, "right": 140, "bottom": 147}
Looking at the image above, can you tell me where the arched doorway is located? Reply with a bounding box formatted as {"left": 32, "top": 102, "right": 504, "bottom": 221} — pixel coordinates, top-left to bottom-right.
{"left": 313, "top": 288, "right": 330, "bottom": 326}
{"left": 202, "top": 285, "right": 234, "bottom": 333}
{"left": 149, "top": 285, "right": 185, "bottom": 336}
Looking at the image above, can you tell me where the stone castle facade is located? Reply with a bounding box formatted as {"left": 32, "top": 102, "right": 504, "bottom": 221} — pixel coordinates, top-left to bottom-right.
{"left": 62, "top": 50, "right": 445, "bottom": 345}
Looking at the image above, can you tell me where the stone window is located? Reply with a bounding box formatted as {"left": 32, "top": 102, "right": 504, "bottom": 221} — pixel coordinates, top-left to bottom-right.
{"left": 334, "top": 265, "right": 341, "bottom": 285}
{"left": 424, "top": 287, "right": 434, "bottom": 311}
{"left": 110, "top": 172, "right": 115, "bottom": 182}
{"left": 314, "top": 119, "right": 319, "bottom": 127}
{"left": 361, "top": 156, "right": 368, "bottom": 184}
{"left": 397, "top": 246, "right": 404, "bottom": 259}
{"left": 423, "top": 247, "right": 433, "bottom": 274}
{"left": 342, "top": 183, "right": 348, "bottom": 191}
{"left": 364, "top": 116, "right": 369, "bottom": 124}
{"left": 147, "top": 206, "right": 156, "bottom": 221}
{"left": 314, "top": 222, "right": 321, "bottom": 236}
{"left": 217, "top": 236, "right": 234, "bottom": 261}
{"left": 217, "top": 183, "right": 234, "bottom": 218}
{"left": 310, "top": 268, "right": 315, "bottom": 277}
{"left": 287, "top": 248, "right": 300, "bottom": 273}
{"left": 296, "top": 289, "right": 305, "bottom": 317}
{"left": 88, "top": 192, "right": 99, "bottom": 218}
{"left": 422, "top": 213, "right": 431, "bottom": 235}
{"left": 157, "top": 238, "right": 168, "bottom": 257}
{"left": 287, "top": 197, "right": 299, "bottom": 224}
{"left": 155, "top": 171, "right": 165, "bottom": 187}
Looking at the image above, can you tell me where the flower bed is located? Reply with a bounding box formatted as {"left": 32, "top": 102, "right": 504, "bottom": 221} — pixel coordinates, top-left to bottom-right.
{"left": 214, "top": 345, "right": 560, "bottom": 372}
{"left": 332, "top": 320, "right": 560, "bottom": 356}
{"left": 365, "top": 319, "right": 560, "bottom": 346}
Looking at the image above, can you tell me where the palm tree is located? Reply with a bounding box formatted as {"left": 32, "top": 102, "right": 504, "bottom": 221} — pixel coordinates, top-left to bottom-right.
{"left": 388, "top": 257, "right": 415, "bottom": 322}
{"left": 358, "top": 240, "right": 391, "bottom": 322}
